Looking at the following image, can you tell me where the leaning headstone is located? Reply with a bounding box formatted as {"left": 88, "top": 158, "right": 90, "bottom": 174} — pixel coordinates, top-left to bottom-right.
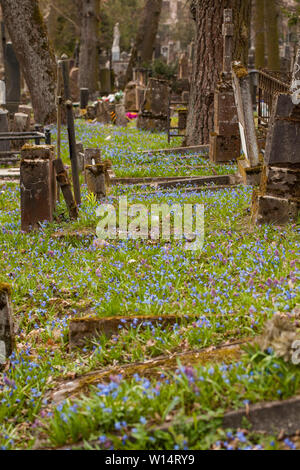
{"left": 20, "top": 145, "right": 57, "bottom": 232}
{"left": 137, "top": 78, "right": 170, "bottom": 132}
{"left": 0, "top": 283, "right": 14, "bottom": 367}
{"left": 0, "top": 108, "right": 10, "bottom": 152}
{"left": 232, "top": 62, "right": 262, "bottom": 184}
{"left": 209, "top": 10, "right": 240, "bottom": 164}
{"left": 252, "top": 47, "right": 300, "bottom": 225}
{"left": 4, "top": 43, "right": 21, "bottom": 114}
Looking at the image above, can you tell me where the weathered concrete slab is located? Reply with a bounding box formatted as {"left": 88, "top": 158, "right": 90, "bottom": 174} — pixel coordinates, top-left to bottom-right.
{"left": 142, "top": 145, "right": 209, "bottom": 156}
{"left": 50, "top": 339, "right": 246, "bottom": 403}
{"left": 111, "top": 174, "right": 234, "bottom": 188}
{"left": 0, "top": 283, "right": 14, "bottom": 367}
{"left": 254, "top": 194, "right": 299, "bottom": 225}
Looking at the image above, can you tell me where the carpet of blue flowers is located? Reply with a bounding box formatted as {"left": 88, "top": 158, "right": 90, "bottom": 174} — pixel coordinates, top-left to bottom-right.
{"left": 0, "top": 121, "right": 299, "bottom": 450}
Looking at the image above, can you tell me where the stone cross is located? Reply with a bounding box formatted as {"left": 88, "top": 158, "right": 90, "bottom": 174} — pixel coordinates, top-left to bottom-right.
{"left": 222, "top": 9, "right": 234, "bottom": 78}
{"left": 291, "top": 45, "right": 300, "bottom": 105}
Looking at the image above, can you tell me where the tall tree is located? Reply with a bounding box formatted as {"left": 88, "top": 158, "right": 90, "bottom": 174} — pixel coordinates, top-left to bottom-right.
{"left": 255, "top": 0, "right": 265, "bottom": 68}
{"left": 79, "top": 0, "right": 100, "bottom": 96}
{"left": 264, "top": 0, "right": 280, "bottom": 70}
{"left": 126, "top": 0, "right": 163, "bottom": 82}
{"left": 0, "top": 0, "right": 57, "bottom": 124}
{"left": 186, "top": 0, "right": 251, "bottom": 146}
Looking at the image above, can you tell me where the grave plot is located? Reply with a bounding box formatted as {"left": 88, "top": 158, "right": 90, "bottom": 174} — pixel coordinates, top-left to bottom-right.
{"left": 0, "top": 118, "right": 299, "bottom": 450}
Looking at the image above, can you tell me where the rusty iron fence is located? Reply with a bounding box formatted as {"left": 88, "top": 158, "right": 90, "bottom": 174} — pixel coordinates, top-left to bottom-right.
{"left": 257, "top": 70, "right": 291, "bottom": 128}
{"left": 167, "top": 95, "right": 188, "bottom": 143}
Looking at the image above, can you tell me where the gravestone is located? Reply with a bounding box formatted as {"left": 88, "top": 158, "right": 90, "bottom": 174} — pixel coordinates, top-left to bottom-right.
{"left": 0, "top": 80, "right": 5, "bottom": 105}
{"left": 0, "top": 108, "right": 10, "bottom": 152}
{"left": 112, "top": 23, "right": 120, "bottom": 62}
{"left": 13, "top": 112, "right": 31, "bottom": 149}
{"left": 0, "top": 283, "right": 14, "bottom": 367}
{"left": 252, "top": 46, "right": 300, "bottom": 225}
{"left": 96, "top": 101, "right": 111, "bottom": 124}
{"left": 80, "top": 88, "right": 89, "bottom": 110}
{"left": 178, "top": 52, "right": 189, "bottom": 80}
{"left": 137, "top": 78, "right": 170, "bottom": 132}
{"left": 69, "top": 67, "right": 80, "bottom": 102}
{"left": 20, "top": 145, "right": 57, "bottom": 232}
{"left": 115, "top": 103, "right": 128, "bottom": 127}
{"left": 100, "top": 69, "right": 111, "bottom": 95}
{"left": 84, "top": 148, "right": 106, "bottom": 199}
{"left": 209, "top": 10, "right": 240, "bottom": 164}
{"left": 4, "top": 43, "right": 21, "bottom": 114}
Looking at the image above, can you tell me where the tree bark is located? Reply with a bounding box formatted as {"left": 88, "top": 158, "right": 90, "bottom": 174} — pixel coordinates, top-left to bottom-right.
{"left": 79, "top": 0, "right": 100, "bottom": 96}
{"left": 254, "top": 0, "right": 265, "bottom": 68}
{"left": 186, "top": 0, "right": 251, "bottom": 146}
{"left": 0, "top": 0, "right": 57, "bottom": 124}
{"left": 264, "top": 0, "right": 280, "bottom": 71}
{"left": 126, "top": 0, "right": 163, "bottom": 83}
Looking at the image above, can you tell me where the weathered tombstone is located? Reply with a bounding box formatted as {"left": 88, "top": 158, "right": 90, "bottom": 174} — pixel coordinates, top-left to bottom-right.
{"left": 0, "top": 108, "right": 10, "bottom": 153}
{"left": 96, "top": 100, "right": 111, "bottom": 124}
{"left": 112, "top": 22, "right": 120, "bottom": 62}
{"left": 12, "top": 112, "right": 31, "bottom": 149}
{"left": 209, "top": 10, "right": 240, "bottom": 164}
{"left": 84, "top": 148, "right": 106, "bottom": 199}
{"left": 80, "top": 88, "right": 89, "bottom": 110}
{"left": 115, "top": 103, "right": 128, "bottom": 127}
{"left": 232, "top": 62, "right": 262, "bottom": 184}
{"left": 0, "top": 80, "right": 6, "bottom": 105}
{"left": 178, "top": 52, "right": 189, "bottom": 80}
{"left": 137, "top": 78, "right": 170, "bottom": 132}
{"left": 20, "top": 145, "right": 57, "bottom": 232}
{"left": 4, "top": 42, "right": 21, "bottom": 114}
{"left": 76, "top": 141, "right": 84, "bottom": 173}
{"left": 100, "top": 69, "right": 111, "bottom": 95}
{"left": 178, "top": 108, "right": 188, "bottom": 132}
{"left": 69, "top": 67, "right": 80, "bottom": 103}
{"left": 252, "top": 47, "right": 300, "bottom": 225}
{"left": 18, "top": 104, "right": 32, "bottom": 119}
{"left": 0, "top": 283, "right": 14, "bottom": 367}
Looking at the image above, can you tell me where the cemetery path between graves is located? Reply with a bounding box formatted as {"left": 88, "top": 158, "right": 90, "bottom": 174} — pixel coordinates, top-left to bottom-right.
{"left": 0, "top": 121, "right": 299, "bottom": 450}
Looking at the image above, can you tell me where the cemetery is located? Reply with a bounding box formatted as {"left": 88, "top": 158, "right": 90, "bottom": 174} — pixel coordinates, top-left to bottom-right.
{"left": 0, "top": 0, "right": 299, "bottom": 453}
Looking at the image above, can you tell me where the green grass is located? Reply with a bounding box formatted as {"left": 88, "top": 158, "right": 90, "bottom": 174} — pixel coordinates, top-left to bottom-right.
{"left": 0, "top": 121, "right": 299, "bottom": 450}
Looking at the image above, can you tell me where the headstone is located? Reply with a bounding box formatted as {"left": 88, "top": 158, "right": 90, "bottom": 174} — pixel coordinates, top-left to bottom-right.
{"left": 20, "top": 145, "right": 57, "bottom": 232}
{"left": 178, "top": 52, "right": 189, "bottom": 80}
{"left": 100, "top": 68, "right": 111, "bottom": 95}
{"left": 209, "top": 10, "right": 240, "bottom": 164}
{"left": 84, "top": 148, "right": 106, "bottom": 199}
{"left": 0, "top": 80, "right": 5, "bottom": 105}
{"left": 13, "top": 112, "right": 31, "bottom": 149}
{"left": 112, "top": 22, "right": 120, "bottom": 62}
{"left": 80, "top": 88, "right": 89, "bottom": 110}
{"left": 232, "top": 63, "right": 260, "bottom": 169}
{"left": 0, "top": 283, "right": 14, "bottom": 367}
{"left": 115, "top": 103, "right": 128, "bottom": 127}
{"left": 0, "top": 108, "right": 10, "bottom": 152}
{"left": 137, "top": 78, "right": 170, "bottom": 132}
{"left": 18, "top": 105, "right": 32, "bottom": 119}
{"left": 96, "top": 101, "right": 111, "bottom": 124}
{"left": 76, "top": 141, "right": 84, "bottom": 173}
{"left": 4, "top": 43, "right": 21, "bottom": 113}
{"left": 69, "top": 67, "right": 80, "bottom": 103}
{"left": 252, "top": 46, "right": 300, "bottom": 225}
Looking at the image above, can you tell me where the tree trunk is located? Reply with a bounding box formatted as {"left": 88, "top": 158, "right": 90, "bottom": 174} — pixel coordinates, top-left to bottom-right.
{"left": 79, "top": 0, "right": 100, "bottom": 96}
{"left": 0, "top": 0, "right": 57, "bottom": 124}
{"left": 186, "top": 0, "right": 251, "bottom": 146}
{"left": 264, "top": 0, "right": 280, "bottom": 71}
{"left": 126, "top": 0, "right": 162, "bottom": 83}
{"left": 254, "top": 0, "right": 265, "bottom": 68}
